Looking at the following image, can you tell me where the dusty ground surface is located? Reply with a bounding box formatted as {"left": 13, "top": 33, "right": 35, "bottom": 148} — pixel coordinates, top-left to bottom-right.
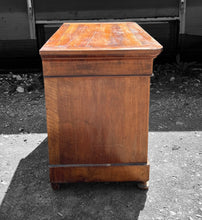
{"left": 0, "top": 62, "right": 202, "bottom": 134}
{"left": 0, "top": 132, "right": 201, "bottom": 220}
{"left": 0, "top": 62, "right": 202, "bottom": 219}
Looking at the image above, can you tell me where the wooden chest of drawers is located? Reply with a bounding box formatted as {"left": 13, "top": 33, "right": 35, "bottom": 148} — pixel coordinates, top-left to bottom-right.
{"left": 40, "top": 22, "right": 162, "bottom": 189}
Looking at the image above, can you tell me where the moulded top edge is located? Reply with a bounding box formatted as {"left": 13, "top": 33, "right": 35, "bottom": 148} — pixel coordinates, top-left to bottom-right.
{"left": 40, "top": 22, "right": 163, "bottom": 56}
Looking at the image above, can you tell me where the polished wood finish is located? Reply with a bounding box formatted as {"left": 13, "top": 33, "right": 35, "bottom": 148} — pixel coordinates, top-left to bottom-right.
{"left": 40, "top": 22, "right": 162, "bottom": 188}
{"left": 44, "top": 76, "right": 150, "bottom": 165}
{"left": 40, "top": 22, "right": 162, "bottom": 57}
{"left": 50, "top": 164, "right": 150, "bottom": 183}
{"left": 42, "top": 58, "right": 153, "bottom": 77}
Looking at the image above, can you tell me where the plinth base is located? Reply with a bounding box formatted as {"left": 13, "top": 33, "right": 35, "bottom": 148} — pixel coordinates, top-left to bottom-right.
{"left": 49, "top": 163, "right": 149, "bottom": 187}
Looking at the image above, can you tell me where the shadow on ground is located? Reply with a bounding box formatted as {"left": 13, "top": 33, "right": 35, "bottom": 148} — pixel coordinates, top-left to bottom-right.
{"left": 0, "top": 139, "right": 147, "bottom": 220}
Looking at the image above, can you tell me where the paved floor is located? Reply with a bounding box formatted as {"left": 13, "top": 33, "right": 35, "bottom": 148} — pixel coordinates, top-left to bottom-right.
{"left": 0, "top": 132, "right": 201, "bottom": 220}
{"left": 0, "top": 133, "right": 47, "bottom": 205}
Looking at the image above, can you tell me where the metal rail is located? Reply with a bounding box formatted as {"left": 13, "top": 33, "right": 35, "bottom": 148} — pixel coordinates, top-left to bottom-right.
{"left": 36, "top": 17, "right": 180, "bottom": 25}
{"left": 27, "top": 0, "right": 36, "bottom": 39}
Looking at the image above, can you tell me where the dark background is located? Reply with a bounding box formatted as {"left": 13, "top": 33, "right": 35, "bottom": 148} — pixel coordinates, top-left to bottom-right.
{"left": 0, "top": 0, "right": 202, "bottom": 71}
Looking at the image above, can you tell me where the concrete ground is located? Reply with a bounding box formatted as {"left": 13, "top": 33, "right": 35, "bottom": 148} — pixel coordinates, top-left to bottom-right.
{"left": 0, "top": 132, "right": 201, "bottom": 220}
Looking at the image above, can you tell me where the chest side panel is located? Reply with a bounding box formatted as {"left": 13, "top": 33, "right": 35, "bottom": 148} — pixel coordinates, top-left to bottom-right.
{"left": 44, "top": 76, "right": 150, "bottom": 165}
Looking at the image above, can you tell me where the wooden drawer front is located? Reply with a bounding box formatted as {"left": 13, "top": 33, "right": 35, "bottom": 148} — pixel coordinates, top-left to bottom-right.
{"left": 44, "top": 76, "right": 150, "bottom": 165}
{"left": 42, "top": 58, "right": 153, "bottom": 77}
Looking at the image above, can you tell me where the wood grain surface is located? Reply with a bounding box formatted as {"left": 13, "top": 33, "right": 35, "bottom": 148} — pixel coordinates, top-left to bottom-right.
{"left": 40, "top": 22, "right": 162, "bottom": 57}
{"left": 41, "top": 22, "right": 162, "bottom": 184}
{"left": 49, "top": 163, "right": 150, "bottom": 183}
{"left": 44, "top": 76, "right": 150, "bottom": 165}
{"left": 42, "top": 58, "right": 153, "bottom": 76}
